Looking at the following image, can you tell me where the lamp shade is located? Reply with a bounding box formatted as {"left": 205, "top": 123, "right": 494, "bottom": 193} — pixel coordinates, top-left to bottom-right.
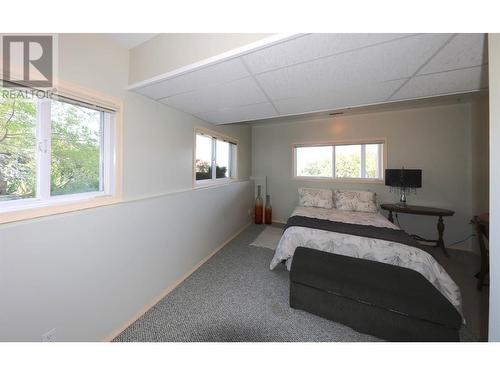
{"left": 385, "top": 169, "right": 422, "bottom": 188}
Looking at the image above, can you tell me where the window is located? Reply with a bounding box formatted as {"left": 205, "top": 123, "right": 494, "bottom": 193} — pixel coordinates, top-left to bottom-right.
{"left": 293, "top": 141, "right": 384, "bottom": 181}
{"left": 0, "top": 87, "right": 120, "bottom": 218}
{"left": 296, "top": 146, "right": 333, "bottom": 178}
{"left": 194, "top": 129, "right": 237, "bottom": 185}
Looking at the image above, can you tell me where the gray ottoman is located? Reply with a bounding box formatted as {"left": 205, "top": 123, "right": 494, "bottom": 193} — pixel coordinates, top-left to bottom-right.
{"left": 289, "top": 247, "right": 462, "bottom": 341}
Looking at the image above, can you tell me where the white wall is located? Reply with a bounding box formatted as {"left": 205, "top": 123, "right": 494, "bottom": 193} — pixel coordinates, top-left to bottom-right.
{"left": 488, "top": 33, "right": 500, "bottom": 341}
{"left": 129, "top": 33, "right": 273, "bottom": 84}
{"left": 0, "top": 181, "right": 252, "bottom": 341}
{"left": 471, "top": 95, "right": 490, "bottom": 214}
{"left": 0, "top": 34, "right": 254, "bottom": 341}
{"left": 55, "top": 34, "right": 252, "bottom": 199}
{"left": 251, "top": 100, "right": 489, "bottom": 251}
{"left": 121, "top": 92, "right": 252, "bottom": 199}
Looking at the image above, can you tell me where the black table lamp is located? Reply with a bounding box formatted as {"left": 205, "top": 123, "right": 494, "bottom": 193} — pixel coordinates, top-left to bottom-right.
{"left": 385, "top": 168, "right": 422, "bottom": 206}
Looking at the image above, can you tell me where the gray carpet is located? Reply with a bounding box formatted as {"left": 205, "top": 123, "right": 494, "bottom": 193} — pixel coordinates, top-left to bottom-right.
{"left": 114, "top": 224, "right": 488, "bottom": 342}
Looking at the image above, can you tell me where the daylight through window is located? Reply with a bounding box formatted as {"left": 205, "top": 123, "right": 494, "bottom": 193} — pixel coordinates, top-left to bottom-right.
{"left": 0, "top": 88, "right": 117, "bottom": 211}
{"left": 294, "top": 141, "right": 384, "bottom": 181}
{"left": 195, "top": 130, "right": 237, "bottom": 184}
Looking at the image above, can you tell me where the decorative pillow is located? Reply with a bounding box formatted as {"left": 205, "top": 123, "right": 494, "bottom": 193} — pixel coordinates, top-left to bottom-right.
{"left": 298, "top": 188, "right": 334, "bottom": 209}
{"left": 334, "top": 190, "right": 377, "bottom": 213}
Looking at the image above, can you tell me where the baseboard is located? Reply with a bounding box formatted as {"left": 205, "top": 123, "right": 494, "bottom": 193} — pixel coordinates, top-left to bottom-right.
{"left": 103, "top": 220, "right": 251, "bottom": 342}
{"left": 273, "top": 219, "right": 287, "bottom": 224}
{"left": 448, "top": 237, "right": 478, "bottom": 253}
{"left": 448, "top": 245, "right": 479, "bottom": 254}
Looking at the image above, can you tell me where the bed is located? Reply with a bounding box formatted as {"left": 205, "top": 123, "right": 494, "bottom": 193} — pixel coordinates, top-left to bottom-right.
{"left": 269, "top": 188, "right": 464, "bottom": 341}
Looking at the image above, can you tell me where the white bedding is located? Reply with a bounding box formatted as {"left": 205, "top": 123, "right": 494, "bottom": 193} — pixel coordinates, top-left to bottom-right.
{"left": 270, "top": 206, "right": 463, "bottom": 316}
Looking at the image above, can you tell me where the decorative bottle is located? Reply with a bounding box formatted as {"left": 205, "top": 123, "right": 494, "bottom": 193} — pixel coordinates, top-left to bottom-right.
{"left": 265, "top": 194, "right": 272, "bottom": 225}
{"left": 254, "top": 185, "right": 263, "bottom": 224}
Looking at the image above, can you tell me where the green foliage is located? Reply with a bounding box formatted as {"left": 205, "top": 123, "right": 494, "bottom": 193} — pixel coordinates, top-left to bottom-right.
{"left": 300, "top": 159, "right": 332, "bottom": 177}
{"left": 195, "top": 159, "right": 228, "bottom": 180}
{"left": 0, "top": 95, "right": 37, "bottom": 200}
{"left": 365, "top": 149, "right": 378, "bottom": 178}
{"left": 0, "top": 92, "right": 101, "bottom": 201}
{"left": 50, "top": 101, "right": 100, "bottom": 195}
{"left": 335, "top": 153, "right": 361, "bottom": 178}
{"left": 299, "top": 149, "right": 379, "bottom": 179}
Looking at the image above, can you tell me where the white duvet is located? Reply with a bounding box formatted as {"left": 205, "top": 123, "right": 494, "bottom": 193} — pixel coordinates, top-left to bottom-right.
{"left": 270, "top": 206, "right": 463, "bottom": 316}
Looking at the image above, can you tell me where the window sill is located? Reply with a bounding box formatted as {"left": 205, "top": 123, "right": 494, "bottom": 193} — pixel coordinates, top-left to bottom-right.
{"left": 292, "top": 176, "right": 385, "bottom": 184}
{"left": 193, "top": 178, "right": 238, "bottom": 190}
{"left": 0, "top": 193, "right": 122, "bottom": 225}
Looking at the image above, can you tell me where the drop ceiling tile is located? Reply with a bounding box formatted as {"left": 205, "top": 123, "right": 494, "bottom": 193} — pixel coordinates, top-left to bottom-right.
{"left": 256, "top": 34, "right": 452, "bottom": 100}
{"left": 274, "top": 79, "right": 406, "bottom": 115}
{"left": 135, "top": 58, "right": 249, "bottom": 100}
{"left": 243, "top": 33, "right": 411, "bottom": 74}
{"left": 392, "top": 66, "right": 488, "bottom": 100}
{"left": 131, "top": 33, "right": 485, "bottom": 125}
{"left": 160, "top": 77, "right": 268, "bottom": 114}
{"left": 419, "top": 34, "right": 487, "bottom": 75}
{"left": 198, "top": 102, "right": 278, "bottom": 124}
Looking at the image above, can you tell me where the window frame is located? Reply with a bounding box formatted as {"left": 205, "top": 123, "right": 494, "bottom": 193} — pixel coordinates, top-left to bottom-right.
{"left": 193, "top": 127, "right": 238, "bottom": 188}
{"left": 292, "top": 138, "right": 386, "bottom": 183}
{"left": 0, "top": 81, "right": 123, "bottom": 224}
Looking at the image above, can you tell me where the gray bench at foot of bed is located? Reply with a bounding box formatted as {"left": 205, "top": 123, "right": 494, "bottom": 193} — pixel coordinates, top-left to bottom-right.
{"left": 289, "top": 247, "right": 462, "bottom": 342}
